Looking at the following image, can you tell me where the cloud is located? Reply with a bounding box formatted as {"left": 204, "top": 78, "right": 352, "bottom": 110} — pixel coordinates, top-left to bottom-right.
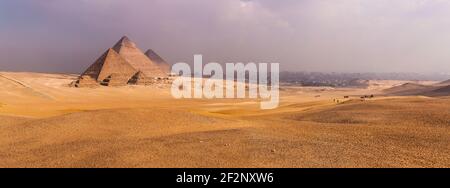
{"left": 1, "top": 0, "right": 450, "bottom": 73}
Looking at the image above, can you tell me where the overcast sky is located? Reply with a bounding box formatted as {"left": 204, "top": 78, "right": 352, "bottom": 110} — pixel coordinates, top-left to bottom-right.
{"left": 1, "top": 0, "right": 450, "bottom": 74}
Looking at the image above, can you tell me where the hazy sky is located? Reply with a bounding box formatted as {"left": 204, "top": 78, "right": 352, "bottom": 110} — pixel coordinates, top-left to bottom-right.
{"left": 1, "top": 0, "right": 450, "bottom": 74}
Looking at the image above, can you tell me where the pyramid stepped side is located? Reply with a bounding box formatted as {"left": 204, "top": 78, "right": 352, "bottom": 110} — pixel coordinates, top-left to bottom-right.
{"left": 145, "top": 49, "right": 171, "bottom": 74}
{"left": 128, "top": 71, "right": 153, "bottom": 85}
{"left": 101, "top": 73, "right": 136, "bottom": 87}
{"left": 128, "top": 71, "right": 173, "bottom": 85}
{"left": 113, "top": 37, "right": 166, "bottom": 78}
{"left": 71, "top": 75, "right": 99, "bottom": 88}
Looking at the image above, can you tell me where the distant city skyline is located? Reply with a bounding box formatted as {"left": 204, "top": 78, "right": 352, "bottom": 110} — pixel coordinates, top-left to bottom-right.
{"left": 1, "top": 0, "right": 450, "bottom": 74}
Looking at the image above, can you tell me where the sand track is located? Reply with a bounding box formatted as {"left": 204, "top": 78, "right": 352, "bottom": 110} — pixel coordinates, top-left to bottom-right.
{"left": 0, "top": 73, "right": 55, "bottom": 100}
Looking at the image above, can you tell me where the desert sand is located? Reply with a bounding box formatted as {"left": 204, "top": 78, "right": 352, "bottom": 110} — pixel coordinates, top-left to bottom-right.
{"left": 0, "top": 72, "right": 449, "bottom": 167}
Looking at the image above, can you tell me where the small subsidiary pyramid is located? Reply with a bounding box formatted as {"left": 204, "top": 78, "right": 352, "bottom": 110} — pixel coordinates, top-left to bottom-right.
{"left": 127, "top": 71, "right": 151, "bottom": 85}
{"left": 112, "top": 36, "right": 166, "bottom": 77}
{"left": 145, "top": 49, "right": 171, "bottom": 74}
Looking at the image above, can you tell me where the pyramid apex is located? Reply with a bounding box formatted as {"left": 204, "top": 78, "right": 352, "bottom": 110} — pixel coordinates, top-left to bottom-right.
{"left": 119, "top": 35, "right": 130, "bottom": 42}
{"left": 144, "top": 48, "right": 171, "bottom": 74}
{"left": 113, "top": 36, "right": 136, "bottom": 52}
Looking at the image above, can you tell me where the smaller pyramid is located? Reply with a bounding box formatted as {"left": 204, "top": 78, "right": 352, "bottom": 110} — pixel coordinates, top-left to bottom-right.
{"left": 128, "top": 71, "right": 152, "bottom": 85}
{"left": 145, "top": 49, "right": 171, "bottom": 74}
{"left": 71, "top": 75, "right": 98, "bottom": 88}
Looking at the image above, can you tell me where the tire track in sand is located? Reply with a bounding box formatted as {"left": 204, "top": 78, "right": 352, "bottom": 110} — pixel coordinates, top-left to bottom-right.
{"left": 0, "top": 73, "right": 54, "bottom": 100}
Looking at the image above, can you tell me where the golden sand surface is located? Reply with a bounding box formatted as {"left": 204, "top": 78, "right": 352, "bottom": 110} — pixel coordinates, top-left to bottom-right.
{"left": 0, "top": 72, "right": 448, "bottom": 167}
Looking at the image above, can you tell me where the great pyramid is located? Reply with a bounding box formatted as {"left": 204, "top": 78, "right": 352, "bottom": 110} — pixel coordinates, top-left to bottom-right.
{"left": 145, "top": 49, "right": 171, "bottom": 74}
{"left": 112, "top": 36, "right": 165, "bottom": 77}
{"left": 73, "top": 36, "right": 168, "bottom": 87}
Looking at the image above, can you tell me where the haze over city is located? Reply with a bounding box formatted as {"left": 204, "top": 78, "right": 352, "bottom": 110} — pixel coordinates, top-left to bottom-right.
{"left": 1, "top": 0, "right": 450, "bottom": 74}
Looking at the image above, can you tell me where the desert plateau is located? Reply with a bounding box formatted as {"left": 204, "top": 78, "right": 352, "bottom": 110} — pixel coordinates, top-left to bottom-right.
{"left": 0, "top": 71, "right": 449, "bottom": 168}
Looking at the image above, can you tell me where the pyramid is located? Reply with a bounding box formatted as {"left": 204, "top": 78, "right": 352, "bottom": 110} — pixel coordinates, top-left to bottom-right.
{"left": 145, "top": 49, "right": 171, "bottom": 74}
{"left": 127, "top": 71, "right": 152, "bottom": 85}
{"left": 112, "top": 36, "right": 166, "bottom": 77}
{"left": 71, "top": 75, "right": 98, "bottom": 88}
{"left": 73, "top": 36, "right": 169, "bottom": 87}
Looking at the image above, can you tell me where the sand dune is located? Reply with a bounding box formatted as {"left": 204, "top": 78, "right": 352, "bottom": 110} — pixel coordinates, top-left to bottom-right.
{"left": 0, "top": 115, "right": 32, "bottom": 127}
{"left": 435, "top": 79, "right": 450, "bottom": 86}
{"left": 2, "top": 97, "right": 449, "bottom": 167}
{"left": 425, "top": 85, "right": 450, "bottom": 96}
{"left": 383, "top": 81, "right": 450, "bottom": 97}
{"left": 383, "top": 83, "right": 437, "bottom": 96}
{"left": 0, "top": 72, "right": 449, "bottom": 167}
{"left": 0, "top": 108, "right": 254, "bottom": 167}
